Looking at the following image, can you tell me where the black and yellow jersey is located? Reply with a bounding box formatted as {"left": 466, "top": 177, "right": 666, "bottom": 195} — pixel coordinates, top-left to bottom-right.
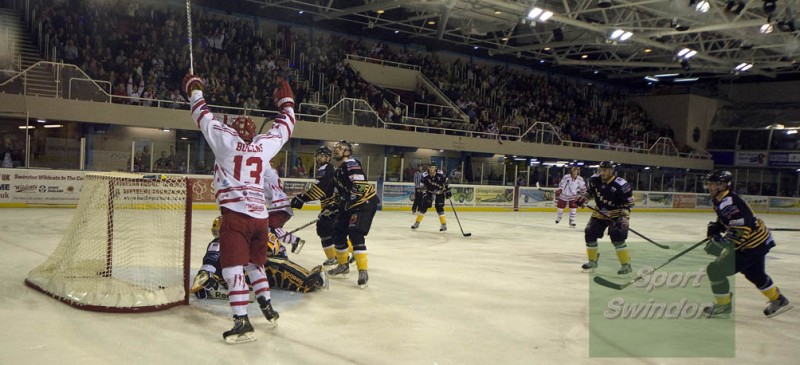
{"left": 586, "top": 174, "right": 635, "bottom": 219}
{"left": 294, "top": 163, "right": 337, "bottom": 209}
{"left": 422, "top": 170, "right": 449, "bottom": 194}
{"left": 334, "top": 158, "right": 377, "bottom": 210}
{"left": 712, "top": 190, "right": 771, "bottom": 251}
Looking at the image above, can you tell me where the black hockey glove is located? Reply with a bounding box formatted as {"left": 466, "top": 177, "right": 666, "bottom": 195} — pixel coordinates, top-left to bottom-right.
{"left": 319, "top": 207, "right": 338, "bottom": 219}
{"left": 290, "top": 196, "right": 305, "bottom": 210}
{"left": 704, "top": 236, "right": 732, "bottom": 257}
{"left": 576, "top": 196, "right": 588, "bottom": 208}
{"left": 706, "top": 221, "right": 724, "bottom": 238}
{"left": 444, "top": 189, "right": 452, "bottom": 199}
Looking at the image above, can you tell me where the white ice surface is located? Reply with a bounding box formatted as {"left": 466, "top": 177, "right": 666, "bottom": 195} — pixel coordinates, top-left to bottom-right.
{"left": 1, "top": 208, "right": 798, "bottom": 365}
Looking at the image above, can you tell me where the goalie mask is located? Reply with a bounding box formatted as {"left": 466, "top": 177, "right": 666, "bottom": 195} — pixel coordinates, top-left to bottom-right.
{"left": 230, "top": 116, "right": 256, "bottom": 143}
{"left": 211, "top": 216, "right": 222, "bottom": 239}
{"left": 266, "top": 232, "right": 283, "bottom": 256}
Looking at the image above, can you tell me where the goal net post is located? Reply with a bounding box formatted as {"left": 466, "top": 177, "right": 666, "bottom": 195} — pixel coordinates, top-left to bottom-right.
{"left": 25, "top": 172, "right": 192, "bottom": 312}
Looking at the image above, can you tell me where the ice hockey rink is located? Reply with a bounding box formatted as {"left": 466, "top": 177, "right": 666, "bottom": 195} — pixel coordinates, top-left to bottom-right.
{"left": 1, "top": 207, "right": 798, "bottom": 365}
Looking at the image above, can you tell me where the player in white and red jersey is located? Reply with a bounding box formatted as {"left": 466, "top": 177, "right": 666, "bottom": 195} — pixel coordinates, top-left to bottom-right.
{"left": 183, "top": 74, "right": 295, "bottom": 344}
{"left": 555, "top": 165, "right": 587, "bottom": 228}
{"left": 264, "top": 163, "right": 305, "bottom": 254}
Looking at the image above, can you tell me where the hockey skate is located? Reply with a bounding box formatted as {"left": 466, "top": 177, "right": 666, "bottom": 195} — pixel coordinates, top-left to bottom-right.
{"left": 358, "top": 270, "right": 369, "bottom": 289}
{"left": 323, "top": 257, "right": 337, "bottom": 267}
{"left": 439, "top": 224, "right": 447, "bottom": 232}
{"left": 617, "top": 263, "right": 632, "bottom": 275}
{"left": 257, "top": 297, "right": 279, "bottom": 327}
{"left": 223, "top": 315, "right": 256, "bottom": 344}
{"left": 764, "top": 294, "right": 793, "bottom": 318}
{"left": 581, "top": 254, "right": 599, "bottom": 271}
{"left": 555, "top": 217, "right": 561, "bottom": 224}
{"left": 411, "top": 222, "right": 420, "bottom": 229}
{"left": 569, "top": 220, "right": 576, "bottom": 228}
{"left": 291, "top": 239, "right": 305, "bottom": 254}
{"left": 704, "top": 302, "right": 732, "bottom": 318}
{"left": 328, "top": 264, "right": 350, "bottom": 279}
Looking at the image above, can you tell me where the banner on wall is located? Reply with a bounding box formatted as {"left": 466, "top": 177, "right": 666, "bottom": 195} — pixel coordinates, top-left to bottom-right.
{"left": 672, "top": 194, "right": 696, "bottom": 209}
{"left": 742, "top": 195, "right": 769, "bottom": 210}
{"left": 381, "top": 183, "right": 415, "bottom": 206}
{"left": 695, "top": 194, "right": 713, "bottom": 208}
{"left": 450, "top": 186, "right": 475, "bottom": 205}
{"left": 768, "top": 152, "right": 800, "bottom": 168}
{"left": 517, "top": 187, "right": 555, "bottom": 208}
{"left": 0, "top": 169, "right": 84, "bottom": 205}
{"left": 769, "top": 197, "right": 800, "bottom": 209}
{"left": 646, "top": 193, "right": 673, "bottom": 208}
{"left": 188, "top": 177, "right": 215, "bottom": 203}
{"left": 735, "top": 151, "right": 768, "bottom": 167}
{"left": 632, "top": 192, "right": 647, "bottom": 208}
{"left": 474, "top": 186, "right": 514, "bottom": 207}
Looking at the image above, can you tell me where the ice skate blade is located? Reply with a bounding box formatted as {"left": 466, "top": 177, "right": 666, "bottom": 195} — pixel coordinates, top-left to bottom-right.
{"left": 224, "top": 332, "right": 257, "bottom": 344}
{"left": 359, "top": 283, "right": 368, "bottom": 289}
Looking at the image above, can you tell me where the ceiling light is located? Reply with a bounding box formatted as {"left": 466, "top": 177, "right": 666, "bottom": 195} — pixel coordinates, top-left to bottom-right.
{"left": 677, "top": 48, "right": 691, "bottom": 57}
{"left": 760, "top": 23, "right": 774, "bottom": 33}
{"left": 684, "top": 50, "right": 697, "bottom": 58}
{"left": 544, "top": 47, "right": 551, "bottom": 51}
{"left": 674, "top": 77, "right": 699, "bottom": 82}
{"left": 763, "top": 0, "right": 777, "bottom": 14}
{"left": 610, "top": 29, "right": 625, "bottom": 39}
{"left": 36, "top": 118, "right": 46, "bottom": 123}
{"left": 18, "top": 126, "right": 34, "bottom": 129}
{"left": 695, "top": 1, "right": 710, "bottom": 12}
{"left": 619, "top": 31, "right": 633, "bottom": 41}
{"left": 539, "top": 11, "right": 553, "bottom": 22}
{"left": 581, "top": 54, "right": 588, "bottom": 59}
{"left": 43, "top": 124, "right": 63, "bottom": 128}
{"left": 644, "top": 48, "right": 652, "bottom": 53}
{"left": 394, "top": 30, "right": 399, "bottom": 34}
{"left": 474, "top": 46, "right": 479, "bottom": 49}
{"left": 494, "top": 10, "right": 502, "bottom": 14}
{"left": 298, "top": 10, "right": 304, "bottom": 14}
{"left": 527, "top": 8, "right": 544, "bottom": 19}
{"left": 502, "top": 37, "right": 509, "bottom": 41}
{"left": 427, "top": 20, "right": 436, "bottom": 25}
{"left": 655, "top": 73, "right": 679, "bottom": 77}
{"left": 740, "top": 64, "right": 753, "bottom": 71}
{"left": 376, "top": 10, "right": 385, "bottom": 14}
{"left": 644, "top": 76, "right": 660, "bottom": 82}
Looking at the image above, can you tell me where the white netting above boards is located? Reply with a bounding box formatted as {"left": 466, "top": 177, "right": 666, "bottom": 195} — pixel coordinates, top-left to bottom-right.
{"left": 25, "top": 172, "right": 191, "bottom": 312}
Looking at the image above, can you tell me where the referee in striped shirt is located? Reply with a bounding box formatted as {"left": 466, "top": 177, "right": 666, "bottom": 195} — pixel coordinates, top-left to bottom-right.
{"left": 412, "top": 164, "right": 425, "bottom": 214}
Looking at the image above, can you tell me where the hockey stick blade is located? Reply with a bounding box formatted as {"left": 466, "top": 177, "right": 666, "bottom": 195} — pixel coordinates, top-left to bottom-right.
{"left": 463, "top": 232, "right": 472, "bottom": 237}
{"left": 593, "top": 276, "right": 632, "bottom": 290}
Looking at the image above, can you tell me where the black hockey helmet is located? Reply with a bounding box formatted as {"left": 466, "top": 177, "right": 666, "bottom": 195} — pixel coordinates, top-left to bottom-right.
{"left": 706, "top": 170, "right": 733, "bottom": 185}
{"left": 316, "top": 145, "right": 332, "bottom": 157}
{"left": 598, "top": 160, "right": 616, "bottom": 169}
{"left": 427, "top": 161, "right": 437, "bottom": 168}
{"left": 335, "top": 140, "right": 353, "bottom": 153}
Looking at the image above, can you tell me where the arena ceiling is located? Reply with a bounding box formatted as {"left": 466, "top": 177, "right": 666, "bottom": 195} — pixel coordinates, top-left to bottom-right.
{"left": 237, "top": 0, "right": 800, "bottom": 84}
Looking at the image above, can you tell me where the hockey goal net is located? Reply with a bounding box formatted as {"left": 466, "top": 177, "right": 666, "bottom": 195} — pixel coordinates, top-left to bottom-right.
{"left": 25, "top": 172, "right": 192, "bottom": 312}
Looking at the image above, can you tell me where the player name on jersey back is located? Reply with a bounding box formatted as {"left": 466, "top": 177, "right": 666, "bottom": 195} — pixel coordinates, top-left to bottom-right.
{"left": 236, "top": 143, "right": 263, "bottom": 152}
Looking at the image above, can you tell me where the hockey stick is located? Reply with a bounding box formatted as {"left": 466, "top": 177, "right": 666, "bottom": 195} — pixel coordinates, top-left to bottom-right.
{"left": 278, "top": 218, "right": 319, "bottom": 239}
{"left": 186, "top": 0, "right": 194, "bottom": 74}
{"left": 449, "top": 198, "right": 472, "bottom": 237}
{"left": 585, "top": 205, "right": 670, "bottom": 250}
{"left": 593, "top": 238, "right": 709, "bottom": 290}
{"left": 771, "top": 228, "right": 800, "bottom": 232}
